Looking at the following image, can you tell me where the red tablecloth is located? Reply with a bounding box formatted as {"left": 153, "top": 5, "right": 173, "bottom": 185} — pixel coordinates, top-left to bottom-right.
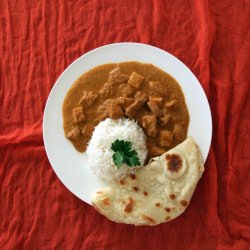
{"left": 1, "top": 1, "right": 250, "bottom": 249}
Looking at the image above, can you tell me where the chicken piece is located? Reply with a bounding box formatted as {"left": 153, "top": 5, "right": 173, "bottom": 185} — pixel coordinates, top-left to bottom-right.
{"left": 109, "top": 67, "right": 129, "bottom": 84}
{"left": 164, "top": 99, "right": 177, "bottom": 108}
{"left": 81, "top": 124, "right": 94, "bottom": 137}
{"left": 148, "top": 145, "right": 166, "bottom": 157}
{"left": 173, "top": 123, "right": 186, "bottom": 141}
{"left": 149, "top": 96, "right": 163, "bottom": 106}
{"left": 97, "top": 100, "right": 110, "bottom": 120}
{"left": 122, "top": 85, "right": 135, "bottom": 97}
{"left": 147, "top": 100, "right": 162, "bottom": 117}
{"left": 149, "top": 81, "right": 168, "bottom": 97}
{"left": 97, "top": 111, "right": 110, "bottom": 121}
{"left": 108, "top": 104, "right": 124, "bottom": 119}
{"left": 125, "top": 99, "right": 145, "bottom": 118}
{"left": 66, "top": 127, "right": 80, "bottom": 140}
{"left": 99, "top": 82, "right": 114, "bottom": 98}
{"left": 98, "top": 99, "right": 124, "bottom": 120}
{"left": 79, "top": 91, "right": 97, "bottom": 107}
{"left": 158, "top": 130, "right": 173, "bottom": 147}
{"left": 134, "top": 91, "right": 148, "bottom": 102}
{"left": 73, "top": 107, "right": 85, "bottom": 123}
{"left": 128, "top": 72, "right": 144, "bottom": 89}
{"left": 159, "top": 114, "right": 171, "bottom": 126}
{"left": 141, "top": 114, "right": 158, "bottom": 137}
{"left": 116, "top": 97, "right": 134, "bottom": 109}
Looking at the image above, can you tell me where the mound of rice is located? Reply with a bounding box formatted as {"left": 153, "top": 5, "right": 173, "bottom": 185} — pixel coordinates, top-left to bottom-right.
{"left": 86, "top": 118, "right": 148, "bottom": 181}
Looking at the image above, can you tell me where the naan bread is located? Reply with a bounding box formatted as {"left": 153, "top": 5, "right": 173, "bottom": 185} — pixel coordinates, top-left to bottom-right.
{"left": 92, "top": 137, "right": 204, "bottom": 225}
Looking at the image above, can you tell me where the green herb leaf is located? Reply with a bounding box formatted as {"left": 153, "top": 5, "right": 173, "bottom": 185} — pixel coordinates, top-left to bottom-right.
{"left": 111, "top": 139, "right": 141, "bottom": 168}
{"left": 123, "top": 141, "right": 132, "bottom": 154}
{"left": 126, "top": 149, "right": 137, "bottom": 157}
{"left": 111, "top": 139, "right": 121, "bottom": 152}
{"left": 112, "top": 151, "right": 124, "bottom": 167}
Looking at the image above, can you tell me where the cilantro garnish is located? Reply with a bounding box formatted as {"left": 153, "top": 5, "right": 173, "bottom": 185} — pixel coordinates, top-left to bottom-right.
{"left": 111, "top": 139, "right": 141, "bottom": 168}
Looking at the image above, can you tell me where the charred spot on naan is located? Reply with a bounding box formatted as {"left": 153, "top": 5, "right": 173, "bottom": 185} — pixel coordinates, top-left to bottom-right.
{"left": 102, "top": 197, "right": 110, "bottom": 205}
{"left": 180, "top": 200, "right": 188, "bottom": 207}
{"left": 119, "top": 179, "right": 125, "bottom": 185}
{"left": 133, "top": 187, "right": 139, "bottom": 192}
{"left": 169, "top": 194, "right": 176, "bottom": 200}
{"left": 141, "top": 214, "right": 156, "bottom": 225}
{"left": 165, "top": 154, "right": 182, "bottom": 173}
{"left": 124, "top": 197, "right": 135, "bottom": 213}
{"left": 129, "top": 174, "right": 137, "bottom": 180}
{"left": 165, "top": 207, "right": 171, "bottom": 212}
{"left": 165, "top": 216, "right": 171, "bottom": 221}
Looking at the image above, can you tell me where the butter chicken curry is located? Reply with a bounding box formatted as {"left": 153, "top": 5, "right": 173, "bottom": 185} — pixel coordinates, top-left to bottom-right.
{"left": 62, "top": 62, "right": 189, "bottom": 158}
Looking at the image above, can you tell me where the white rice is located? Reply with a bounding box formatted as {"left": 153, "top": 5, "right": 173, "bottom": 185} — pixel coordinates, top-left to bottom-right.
{"left": 86, "top": 118, "right": 148, "bottom": 181}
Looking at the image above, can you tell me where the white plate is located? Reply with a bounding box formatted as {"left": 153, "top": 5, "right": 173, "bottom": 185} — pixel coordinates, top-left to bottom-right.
{"left": 43, "top": 42, "right": 212, "bottom": 205}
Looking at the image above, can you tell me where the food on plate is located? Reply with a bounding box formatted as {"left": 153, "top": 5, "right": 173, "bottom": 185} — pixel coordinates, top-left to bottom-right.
{"left": 92, "top": 137, "right": 204, "bottom": 226}
{"left": 86, "top": 118, "right": 147, "bottom": 181}
{"left": 61, "top": 61, "right": 205, "bottom": 225}
{"left": 62, "top": 62, "right": 189, "bottom": 158}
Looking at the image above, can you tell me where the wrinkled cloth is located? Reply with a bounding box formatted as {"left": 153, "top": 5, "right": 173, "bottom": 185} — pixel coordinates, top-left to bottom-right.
{"left": 0, "top": 0, "right": 249, "bottom": 249}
